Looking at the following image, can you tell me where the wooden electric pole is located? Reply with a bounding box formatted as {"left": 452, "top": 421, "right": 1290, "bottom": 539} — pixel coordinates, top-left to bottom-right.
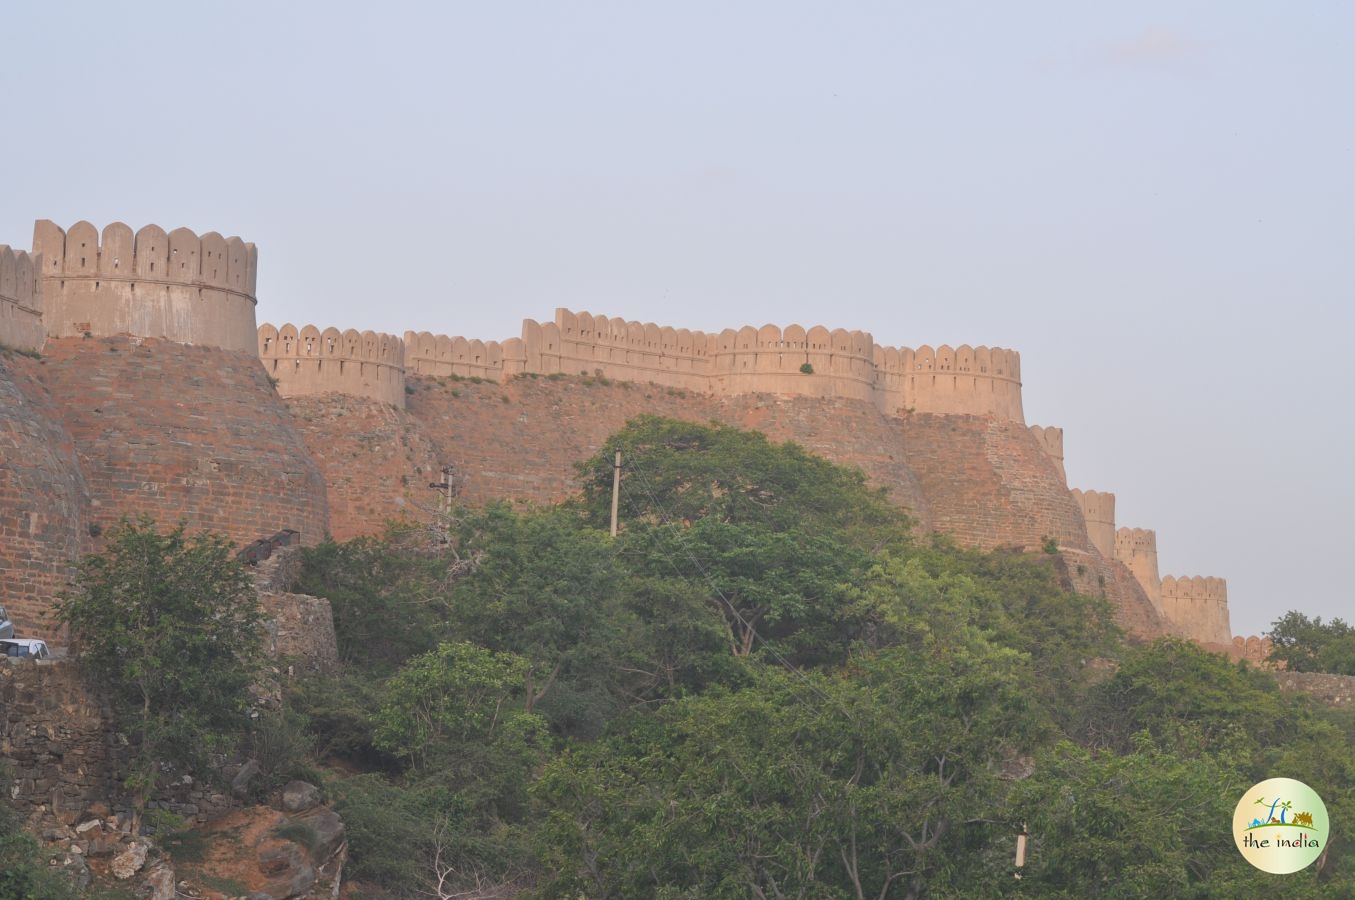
{"left": 610, "top": 450, "right": 622, "bottom": 537}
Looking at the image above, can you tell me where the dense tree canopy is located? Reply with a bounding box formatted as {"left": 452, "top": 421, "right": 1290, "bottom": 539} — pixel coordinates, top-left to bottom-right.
{"left": 55, "top": 517, "right": 265, "bottom": 824}
{"left": 276, "top": 419, "right": 1355, "bottom": 897}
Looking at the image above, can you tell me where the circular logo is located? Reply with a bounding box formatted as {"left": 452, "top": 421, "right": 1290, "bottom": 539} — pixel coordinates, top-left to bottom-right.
{"left": 1233, "top": 778, "right": 1329, "bottom": 873}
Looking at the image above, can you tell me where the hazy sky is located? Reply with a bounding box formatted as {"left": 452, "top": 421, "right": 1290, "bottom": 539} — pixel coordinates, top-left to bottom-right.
{"left": 3, "top": 2, "right": 1352, "bottom": 637}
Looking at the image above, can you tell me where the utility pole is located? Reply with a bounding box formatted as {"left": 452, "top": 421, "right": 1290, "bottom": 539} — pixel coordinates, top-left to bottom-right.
{"left": 610, "top": 450, "right": 622, "bottom": 538}
{"left": 429, "top": 464, "right": 456, "bottom": 546}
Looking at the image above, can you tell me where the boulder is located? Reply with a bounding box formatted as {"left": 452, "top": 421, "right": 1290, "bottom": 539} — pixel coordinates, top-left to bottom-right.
{"left": 231, "top": 759, "right": 262, "bottom": 797}
{"left": 141, "top": 862, "right": 176, "bottom": 900}
{"left": 281, "top": 780, "right": 321, "bottom": 813}
{"left": 111, "top": 839, "right": 148, "bottom": 879}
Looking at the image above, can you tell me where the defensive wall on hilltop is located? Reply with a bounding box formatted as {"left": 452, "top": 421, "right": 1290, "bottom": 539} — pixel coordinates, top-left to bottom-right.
{"left": 258, "top": 323, "right": 406, "bottom": 407}
{"left": 1062, "top": 490, "right": 1233, "bottom": 645}
{"left": 273, "top": 308, "right": 1025, "bottom": 421}
{"left": 0, "top": 245, "right": 44, "bottom": 352}
{"left": 0, "top": 216, "right": 1245, "bottom": 650}
{"left": 32, "top": 221, "right": 258, "bottom": 353}
{"left": 1162, "top": 576, "right": 1231, "bottom": 646}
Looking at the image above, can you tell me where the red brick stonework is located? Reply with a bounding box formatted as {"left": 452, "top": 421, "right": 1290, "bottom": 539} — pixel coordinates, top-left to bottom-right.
{"left": 0, "top": 352, "right": 91, "bottom": 632}
{"left": 37, "top": 337, "right": 328, "bottom": 551}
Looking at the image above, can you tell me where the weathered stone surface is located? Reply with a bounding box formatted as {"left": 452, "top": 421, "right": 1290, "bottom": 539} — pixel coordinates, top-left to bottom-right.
{"left": 111, "top": 839, "right": 148, "bottom": 879}
{"left": 298, "top": 807, "right": 346, "bottom": 863}
{"left": 231, "top": 760, "right": 262, "bottom": 797}
{"left": 141, "top": 861, "right": 176, "bottom": 900}
{"left": 281, "top": 780, "right": 321, "bottom": 813}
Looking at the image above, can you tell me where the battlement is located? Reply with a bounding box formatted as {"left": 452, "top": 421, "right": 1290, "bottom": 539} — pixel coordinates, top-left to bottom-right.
{"left": 522, "top": 308, "right": 1027, "bottom": 420}
{"left": 1029, "top": 425, "right": 1065, "bottom": 480}
{"left": 404, "top": 330, "right": 525, "bottom": 381}
{"left": 259, "top": 323, "right": 406, "bottom": 407}
{"left": 32, "top": 220, "right": 258, "bottom": 353}
{"left": 1160, "top": 575, "right": 1231, "bottom": 645}
{"left": 1114, "top": 526, "right": 1162, "bottom": 614}
{"left": 0, "top": 245, "right": 44, "bottom": 352}
{"left": 1233, "top": 635, "right": 1273, "bottom": 665}
{"left": 1071, "top": 489, "right": 1116, "bottom": 558}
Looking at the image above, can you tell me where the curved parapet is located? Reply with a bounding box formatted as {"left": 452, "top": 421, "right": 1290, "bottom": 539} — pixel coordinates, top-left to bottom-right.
{"left": 32, "top": 220, "right": 258, "bottom": 353}
{"left": 710, "top": 320, "right": 876, "bottom": 402}
{"left": 259, "top": 323, "right": 406, "bottom": 407}
{"left": 1071, "top": 488, "right": 1116, "bottom": 559}
{"left": 872, "top": 341, "right": 1024, "bottom": 422}
{"left": 0, "top": 245, "right": 44, "bottom": 351}
{"left": 1161, "top": 575, "right": 1231, "bottom": 645}
{"left": 1115, "top": 527, "right": 1162, "bottom": 615}
{"left": 552, "top": 308, "right": 710, "bottom": 390}
{"left": 403, "top": 330, "right": 509, "bottom": 381}
{"left": 403, "top": 309, "right": 1026, "bottom": 421}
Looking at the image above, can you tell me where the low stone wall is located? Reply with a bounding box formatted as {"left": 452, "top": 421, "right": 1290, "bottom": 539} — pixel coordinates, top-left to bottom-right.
{"left": 1276, "top": 671, "right": 1355, "bottom": 707}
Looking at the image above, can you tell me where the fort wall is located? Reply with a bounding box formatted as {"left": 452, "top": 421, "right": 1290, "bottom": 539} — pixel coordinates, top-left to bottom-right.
{"left": 33, "top": 221, "right": 258, "bottom": 353}
{"left": 0, "top": 353, "right": 91, "bottom": 633}
{"left": 259, "top": 323, "right": 406, "bottom": 407}
{"left": 514, "top": 309, "right": 1027, "bottom": 420}
{"left": 1115, "top": 527, "right": 1162, "bottom": 616}
{"left": 0, "top": 245, "right": 44, "bottom": 352}
{"left": 1161, "top": 575, "right": 1231, "bottom": 645}
{"left": 37, "top": 336, "right": 329, "bottom": 550}
{"left": 1028, "top": 425, "right": 1065, "bottom": 482}
{"left": 1072, "top": 489, "right": 1117, "bottom": 559}
{"left": 404, "top": 330, "right": 526, "bottom": 381}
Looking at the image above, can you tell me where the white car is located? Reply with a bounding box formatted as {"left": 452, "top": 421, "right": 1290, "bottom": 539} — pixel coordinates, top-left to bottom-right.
{"left": 0, "top": 606, "right": 13, "bottom": 639}
{"left": 0, "top": 639, "right": 51, "bottom": 660}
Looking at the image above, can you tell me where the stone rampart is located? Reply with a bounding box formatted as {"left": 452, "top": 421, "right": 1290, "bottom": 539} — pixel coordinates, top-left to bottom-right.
{"left": 1028, "top": 425, "right": 1065, "bottom": 481}
{"left": 1232, "top": 635, "right": 1273, "bottom": 665}
{"left": 33, "top": 221, "right": 258, "bottom": 353}
{"left": 1115, "top": 527, "right": 1162, "bottom": 616}
{"left": 1072, "top": 489, "right": 1117, "bottom": 560}
{"left": 404, "top": 330, "right": 526, "bottom": 381}
{"left": 0, "top": 353, "right": 90, "bottom": 633}
{"left": 1275, "top": 671, "right": 1355, "bottom": 707}
{"left": 259, "top": 323, "right": 406, "bottom": 407}
{"left": 0, "top": 245, "right": 44, "bottom": 352}
{"left": 37, "top": 336, "right": 329, "bottom": 549}
{"left": 1161, "top": 575, "right": 1231, "bottom": 645}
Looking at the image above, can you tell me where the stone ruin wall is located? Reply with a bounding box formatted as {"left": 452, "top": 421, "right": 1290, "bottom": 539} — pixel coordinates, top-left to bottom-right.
{"left": 0, "top": 244, "right": 45, "bottom": 352}
{"left": 258, "top": 323, "right": 406, "bottom": 407}
{"left": 32, "top": 221, "right": 258, "bottom": 353}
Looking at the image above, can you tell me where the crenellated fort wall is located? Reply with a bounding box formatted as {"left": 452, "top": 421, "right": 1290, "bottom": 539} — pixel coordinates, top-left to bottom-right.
{"left": 259, "top": 323, "right": 406, "bottom": 407}
{"left": 1161, "top": 575, "right": 1231, "bottom": 646}
{"left": 32, "top": 221, "right": 258, "bottom": 353}
{"left": 0, "top": 217, "right": 1244, "bottom": 650}
{"left": 1028, "top": 425, "right": 1065, "bottom": 480}
{"left": 0, "top": 245, "right": 44, "bottom": 352}
{"left": 1072, "top": 489, "right": 1116, "bottom": 560}
{"left": 1115, "top": 527, "right": 1163, "bottom": 616}
{"left": 357, "top": 308, "right": 1023, "bottom": 422}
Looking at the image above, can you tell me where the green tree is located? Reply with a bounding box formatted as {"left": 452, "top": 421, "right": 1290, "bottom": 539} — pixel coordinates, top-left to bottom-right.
{"left": 575, "top": 416, "right": 911, "bottom": 545}
{"left": 1267, "top": 611, "right": 1355, "bottom": 675}
{"left": 535, "top": 644, "right": 1034, "bottom": 899}
{"left": 54, "top": 517, "right": 265, "bottom": 827}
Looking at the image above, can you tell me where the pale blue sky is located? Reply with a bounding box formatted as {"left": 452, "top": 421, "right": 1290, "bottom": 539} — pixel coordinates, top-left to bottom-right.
{"left": 3, "top": 2, "right": 1352, "bottom": 636}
